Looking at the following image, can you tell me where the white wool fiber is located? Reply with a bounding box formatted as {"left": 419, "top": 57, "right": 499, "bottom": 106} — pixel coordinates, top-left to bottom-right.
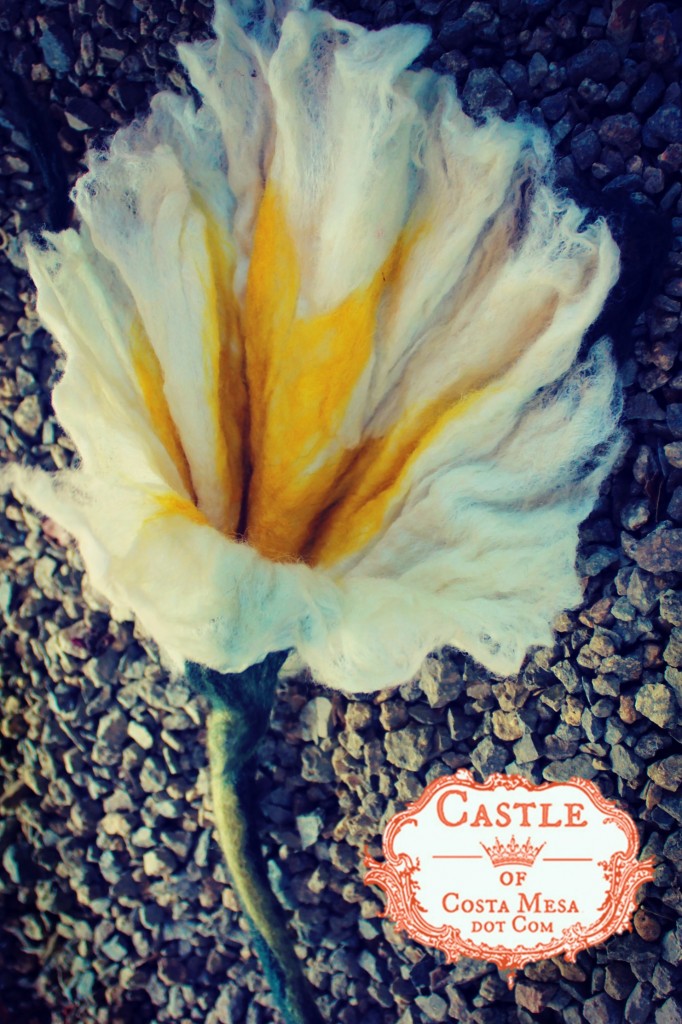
{"left": 5, "top": 0, "right": 625, "bottom": 694}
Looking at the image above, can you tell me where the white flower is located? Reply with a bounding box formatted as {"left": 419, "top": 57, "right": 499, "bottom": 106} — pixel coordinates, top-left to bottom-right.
{"left": 6, "top": 0, "right": 623, "bottom": 693}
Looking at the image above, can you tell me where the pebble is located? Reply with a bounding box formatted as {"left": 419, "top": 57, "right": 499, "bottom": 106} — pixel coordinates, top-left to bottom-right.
{"left": 470, "top": 736, "right": 508, "bottom": 775}
{"left": 633, "top": 526, "right": 682, "bottom": 573}
{"left": 641, "top": 3, "right": 679, "bottom": 66}
{"left": 491, "top": 709, "right": 524, "bottom": 741}
{"left": 566, "top": 40, "right": 620, "bottom": 83}
{"left": 384, "top": 724, "right": 436, "bottom": 770}
{"left": 101, "top": 933, "right": 130, "bottom": 962}
{"left": 414, "top": 993, "right": 448, "bottom": 1022}
{"left": 128, "top": 720, "right": 154, "bottom": 750}
{"left": 599, "top": 112, "right": 641, "bottom": 155}
{"left": 515, "top": 981, "right": 557, "bottom": 1013}
{"left": 139, "top": 757, "right": 168, "bottom": 793}
{"left": 571, "top": 127, "right": 601, "bottom": 170}
{"left": 143, "top": 849, "right": 178, "bottom": 877}
{"left": 635, "top": 683, "right": 677, "bottom": 728}
{"left": 662, "top": 924, "right": 682, "bottom": 965}
{"left": 296, "top": 810, "right": 324, "bottom": 849}
{"left": 13, "top": 394, "right": 42, "bottom": 437}
{"left": 462, "top": 68, "right": 515, "bottom": 119}
{"left": 584, "top": 992, "right": 622, "bottom": 1024}
{"left": 646, "top": 105, "right": 682, "bottom": 145}
{"left": 610, "top": 744, "right": 644, "bottom": 780}
{"left": 656, "top": 997, "right": 682, "bottom": 1024}
{"left": 37, "top": 20, "right": 75, "bottom": 74}
{"left": 625, "top": 981, "right": 654, "bottom": 1024}
{"left": 543, "top": 754, "right": 597, "bottom": 782}
{"left": 96, "top": 707, "right": 129, "bottom": 747}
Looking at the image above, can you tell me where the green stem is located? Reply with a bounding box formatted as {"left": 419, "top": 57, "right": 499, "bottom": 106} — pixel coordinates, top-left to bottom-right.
{"left": 186, "top": 653, "right": 325, "bottom": 1024}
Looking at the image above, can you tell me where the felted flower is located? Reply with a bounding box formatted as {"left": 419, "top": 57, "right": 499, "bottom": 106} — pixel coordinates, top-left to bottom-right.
{"left": 6, "top": 0, "right": 623, "bottom": 695}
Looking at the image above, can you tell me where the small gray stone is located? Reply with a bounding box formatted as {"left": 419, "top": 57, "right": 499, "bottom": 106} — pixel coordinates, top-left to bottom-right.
{"left": 610, "top": 745, "right": 644, "bottom": 781}
{"left": 659, "top": 791, "right": 682, "bottom": 823}
{"left": 543, "top": 753, "right": 597, "bottom": 782}
{"left": 571, "top": 127, "right": 601, "bottom": 170}
{"left": 492, "top": 709, "right": 524, "bottom": 741}
{"left": 627, "top": 569, "right": 660, "bottom": 614}
{"left": 345, "top": 702, "right": 373, "bottom": 732}
{"left": 501, "top": 59, "right": 530, "bottom": 99}
{"left": 130, "top": 826, "right": 155, "bottom": 849}
{"left": 661, "top": 591, "right": 682, "bottom": 626}
{"left": 143, "top": 849, "right": 177, "bottom": 876}
{"left": 513, "top": 732, "right": 540, "bottom": 764}
{"left": 515, "top": 981, "right": 557, "bottom": 1013}
{"left": 148, "top": 798, "right": 184, "bottom": 819}
{"left": 385, "top": 724, "right": 436, "bottom": 771}
{"left": 471, "top": 737, "right": 507, "bottom": 776}
{"left": 604, "top": 961, "right": 635, "bottom": 1000}
{"left": 299, "top": 696, "right": 333, "bottom": 741}
{"left": 38, "top": 21, "right": 75, "bottom": 74}
{"left": 665, "top": 442, "right": 682, "bottom": 469}
{"left": 625, "top": 981, "right": 654, "bottom": 1024}
{"left": 13, "top": 395, "right": 42, "bottom": 437}
{"left": 566, "top": 40, "right": 620, "bottom": 83}
{"left": 33, "top": 555, "right": 58, "bottom": 593}
{"left": 448, "top": 957, "right": 492, "bottom": 983}
{"left": 97, "top": 708, "right": 129, "bottom": 748}
{"left": 128, "top": 721, "right": 154, "bottom": 750}
{"left": 301, "top": 746, "right": 335, "bottom": 784}
{"left": 600, "top": 655, "right": 642, "bottom": 682}
{"left": 648, "top": 755, "right": 682, "bottom": 791}
{"left": 159, "top": 829, "right": 194, "bottom": 860}
{"left": 414, "top": 993, "right": 448, "bottom": 1022}
{"left": 663, "top": 831, "right": 682, "bottom": 871}
{"left": 552, "top": 660, "right": 581, "bottom": 692}
{"left": 358, "top": 949, "right": 385, "bottom": 983}
{"left": 599, "top": 112, "right": 641, "bottom": 155}
{"left": 635, "top": 683, "right": 677, "bottom": 728}
{"left": 139, "top": 757, "right": 167, "bottom": 794}
{"left": 194, "top": 828, "right": 212, "bottom": 868}
{"left": 664, "top": 628, "right": 682, "bottom": 668}
{"left": 419, "top": 657, "right": 464, "bottom": 708}
{"left": 647, "top": 105, "right": 682, "bottom": 145}
{"left": 621, "top": 500, "right": 650, "bottom": 531}
{"left": 528, "top": 51, "right": 548, "bottom": 87}
{"left": 655, "top": 997, "right": 682, "bottom": 1024}
{"left": 662, "top": 922, "right": 682, "bottom": 965}
{"left": 100, "top": 934, "right": 130, "bottom": 963}
{"left": 462, "top": 68, "right": 514, "bottom": 119}
{"left": 653, "top": 961, "right": 679, "bottom": 999}
{"left": 584, "top": 992, "right": 623, "bottom": 1024}
{"left": 297, "top": 810, "right": 324, "bottom": 850}
{"left": 634, "top": 526, "right": 682, "bottom": 574}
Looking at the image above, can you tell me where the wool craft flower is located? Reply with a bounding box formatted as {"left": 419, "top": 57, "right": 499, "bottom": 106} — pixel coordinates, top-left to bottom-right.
{"left": 3, "top": 2, "right": 631, "bottom": 1020}
{"left": 5, "top": 0, "right": 624, "bottom": 697}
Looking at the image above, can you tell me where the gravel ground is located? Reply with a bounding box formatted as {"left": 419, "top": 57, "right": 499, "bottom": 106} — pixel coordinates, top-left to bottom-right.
{"left": 1, "top": 0, "right": 681, "bottom": 1022}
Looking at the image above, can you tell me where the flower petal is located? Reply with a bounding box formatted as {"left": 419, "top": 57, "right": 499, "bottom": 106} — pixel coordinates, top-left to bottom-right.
{"left": 8, "top": 0, "right": 627, "bottom": 694}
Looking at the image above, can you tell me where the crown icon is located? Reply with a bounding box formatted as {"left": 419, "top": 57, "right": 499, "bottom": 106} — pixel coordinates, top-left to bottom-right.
{"left": 480, "top": 835, "right": 545, "bottom": 867}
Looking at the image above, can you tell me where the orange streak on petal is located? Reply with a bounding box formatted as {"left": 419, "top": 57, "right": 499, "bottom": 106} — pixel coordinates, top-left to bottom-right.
{"left": 131, "top": 315, "right": 196, "bottom": 502}
{"left": 308, "top": 290, "right": 561, "bottom": 568}
{"left": 242, "top": 184, "right": 421, "bottom": 563}
{"left": 145, "top": 491, "right": 209, "bottom": 526}
{"left": 242, "top": 182, "right": 300, "bottom": 472}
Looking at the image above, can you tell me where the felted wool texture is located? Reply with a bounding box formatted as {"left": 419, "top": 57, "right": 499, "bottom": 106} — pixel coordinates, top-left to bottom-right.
{"left": 5, "top": 0, "right": 625, "bottom": 693}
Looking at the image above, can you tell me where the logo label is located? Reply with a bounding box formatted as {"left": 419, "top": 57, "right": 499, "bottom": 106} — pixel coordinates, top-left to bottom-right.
{"left": 364, "top": 771, "right": 654, "bottom": 981}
